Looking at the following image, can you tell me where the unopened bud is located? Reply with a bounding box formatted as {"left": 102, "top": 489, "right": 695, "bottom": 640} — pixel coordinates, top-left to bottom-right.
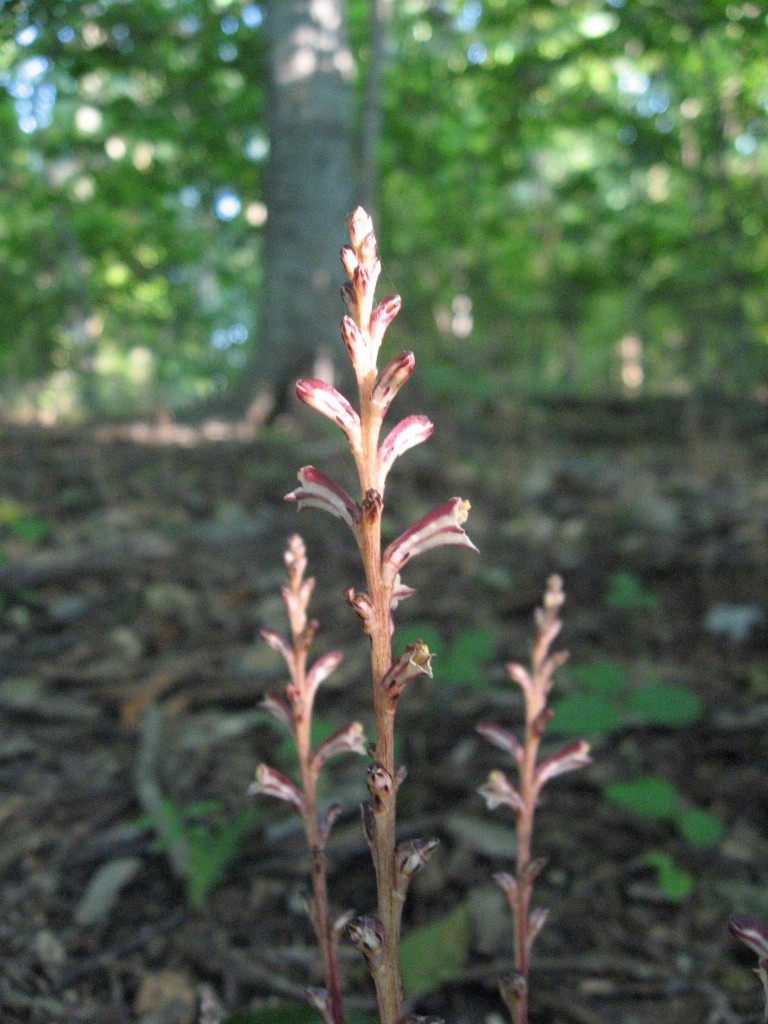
{"left": 344, "top": 588, "right": 376, "bottom": 635}
{"left": 340, "top": 245, "right": 358, "bottom": 279}
{"left": 396, "top": 838, "right": 439, "bottom": 896}
{"left": 367, "top": 761, "right": 394, "bottom": 810}
{"left": 347, "top": 915, "right": 384, "bottom": 972}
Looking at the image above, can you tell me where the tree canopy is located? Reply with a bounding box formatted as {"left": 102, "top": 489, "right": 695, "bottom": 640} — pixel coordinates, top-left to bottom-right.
{"left": 2, "top": 0, "right": 768, "bottom": 418}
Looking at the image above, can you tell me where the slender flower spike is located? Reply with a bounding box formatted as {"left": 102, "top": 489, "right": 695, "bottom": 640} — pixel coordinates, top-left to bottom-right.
{"left": 382, "top": 497, "right": 477, "bottom": 587}
{"left": 296, "top": 379, "right": 362, "bottom": 454}
{"left": 377, "top": 415, "right": 434, "bottom": 490}
{"left": 478, "top": 770, "right": 526, "bottom": 815}
{"left": 730, "top": 914, "right": 768, "bottom": 1022}
{"left": 533, "top": 740, "right": 591, "bottom": 791}
{"left": 248, "top": 764, "right": 305, "bottom": 812}
{"left": 311, "top": 721, "right": 368, "bottom": 771}
{"left": 286, "top": 466, "right": 360, "bottom": 534}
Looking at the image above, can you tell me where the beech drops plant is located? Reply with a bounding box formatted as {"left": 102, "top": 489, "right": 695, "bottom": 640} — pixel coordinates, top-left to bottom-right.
{"left": 247, "top": 209, "right": 768, "bottom": 1024}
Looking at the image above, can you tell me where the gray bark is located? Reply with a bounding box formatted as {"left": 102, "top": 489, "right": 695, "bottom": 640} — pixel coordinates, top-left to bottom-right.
{"left": 257, "top": 0, "right": 354, "bottom": 414}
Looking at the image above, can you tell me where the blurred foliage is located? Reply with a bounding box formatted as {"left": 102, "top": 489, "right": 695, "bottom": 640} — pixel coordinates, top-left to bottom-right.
{"left": 2, "top": 0, "right": 768, "bottom": 417}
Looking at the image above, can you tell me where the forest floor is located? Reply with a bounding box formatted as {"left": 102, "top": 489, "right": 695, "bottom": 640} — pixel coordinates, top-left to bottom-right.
{"left": 2, "top": 394, "right": 768, "bottom": 1024}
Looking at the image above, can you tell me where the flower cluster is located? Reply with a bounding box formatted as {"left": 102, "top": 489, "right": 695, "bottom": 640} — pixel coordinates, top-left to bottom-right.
{"left": 478, "top": 576, "right": 590, "bottom": 1024}
{"left": 249, "top": 534, "right": 367, "bottom": 1024}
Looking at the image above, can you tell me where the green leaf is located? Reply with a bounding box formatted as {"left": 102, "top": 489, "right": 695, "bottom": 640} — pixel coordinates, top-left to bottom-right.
{"left": 675, "top": 806, "right": 725, "bottom": 848}
{"left": 400, "top": 904, "right": 470, "bottom": 999}
{"left": 442, "top": 627, "right": 496, "bottom": 687}
{"left": 604, "top": 572, "right": 658, "bottom": 611}
{"left": 605, "top": 775, "right": 680, "bottom": 820}
{"left": 629, "top": 683, "right": 704, "bottom": 727}
{"left": 548, "top": 693, "right": 622, "bottom": 737}
{"left": 11, "top": 515, "right": 50, "bottom": 544}
{"left": 643, "top": 851, "right": 694, "bottom": 902}
{"left": 571, "top": 658, "right": 627, "bottom": 696}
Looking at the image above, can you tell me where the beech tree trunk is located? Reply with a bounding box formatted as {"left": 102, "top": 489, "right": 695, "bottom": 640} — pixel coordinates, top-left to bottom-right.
{"left": 257, "top": 0, "right": 354, "bottom": 414}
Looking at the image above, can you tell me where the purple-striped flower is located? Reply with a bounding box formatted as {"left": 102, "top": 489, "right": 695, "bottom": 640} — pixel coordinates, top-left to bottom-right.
{"left": 380, "top": 640, "right": 433, "bottom": 701}
{"left": 261, "top": 693, "right": 294, "bottom": 732}
{"left": 286, "top": 466, "right": 360, "bottom": 534}
{"left": 248, "top": 764, "right": 304, "bottom": 812}
{"left": 534, "top": 740, "right": 591, "bottom": 791}
{"left": 371, "top": 351, "right": 416, "bottom": 417}
{"left": 476, "top": 722, "right": 524, "bottom": 762}
{"left": 370, "top": 294, "right": 402, "bottom": 349}
{"left": 296, "top": 379, "right": 361, "bottom": 454}
{"left": 478, "top": 770, "right": 525, "bottom": 815}
{"left": 377, "top": 415, "right": 434, "bottom": 489}
{"left": 730, "top": 914, "right": 768, "bottom": 1022}
{"left": 311, "top": 721, "right": 367, "bottom": 771}
{"left": 306, "top": 650, "right": 344, "bottom": 701}
{"left": 382, "top": 497, "right": 477, "bottom": 587}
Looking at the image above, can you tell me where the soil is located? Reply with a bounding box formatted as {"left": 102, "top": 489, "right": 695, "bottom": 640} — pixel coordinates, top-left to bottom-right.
{"left": 2, "top": 394, "right": 768, "bottom": 1024}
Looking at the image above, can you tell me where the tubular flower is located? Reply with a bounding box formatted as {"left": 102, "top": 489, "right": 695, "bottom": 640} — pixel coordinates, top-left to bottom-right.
{"left": 382, "top": 497, "right": 477, "bottom": 588}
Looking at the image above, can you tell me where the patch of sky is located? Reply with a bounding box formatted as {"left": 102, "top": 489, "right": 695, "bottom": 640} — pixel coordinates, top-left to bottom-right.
{"left": 219, "top": 42, "right": 238, "bottom": 62}
{"left": 179, "top": 185, "right": 201, "bottom": 208}
{"left": 617, "top": 124, "right": 637, "bottom": 145}
{"left": 242, "top": 5, "right": 263, "bottom": 28}
{"left": 215, "top": 190, "right": 241, "bottom": 221}
{"left": 7, "top": 57, "right": 56, "bottom": 134}
{"left": 15, "top": 25, "right": 38, "bottom": 47}
{"left": 211, "top": 323, "right": 248, "bottom": 350}
{"left": 456, "top": 0, "right": 482, "bottom": 32}
{"left": 637, "top": 87, "right": 669, "bottom": 118}
{"left": 617, "top": 67, "right": 649, "bottom": 96}
{"left": 57, "top": 26, "right": 76, "bottom": 43}
{"left": 178, "top": 15, "right": 201, "bottom": 36}
{"left": 245, "top": 134, "right": 269, "bottom": 161}
{"left": 467, "top": 42, "right": 487, "bottom": 65}
{"left": 735, "top": 132, "right": 757, "bottom": 156}
{"left": 221, "top": 15, "right": 239, "bottom": 34}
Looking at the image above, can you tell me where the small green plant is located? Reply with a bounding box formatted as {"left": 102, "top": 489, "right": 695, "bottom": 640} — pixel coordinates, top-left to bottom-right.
{"left": 145, "top": 798, "right": 261, "bottom": 910}
{"left": 606, "top": 774, "right": 724, "bottom": 846}
{"left": 604, "top": 570, "right": 658, "bottom": 611}
{"left": 548, "top": 658, "right": 704, "bottom": 738}
{"left": 0, "top": 496, "right": 51, "bottom": 546}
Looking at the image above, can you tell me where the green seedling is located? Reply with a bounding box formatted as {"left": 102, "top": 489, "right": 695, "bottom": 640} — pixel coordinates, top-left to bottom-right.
{"left": 145, "top": 798, "right": 261, "bottom": 909}
{"left": 605, "top": 773, "right": 725, "bottom": 850}
{"left": 604, "top": 570, "right": 659, "bottom": 611}
{"left": 548, "top": 658, "right": 704, "bottom": 738}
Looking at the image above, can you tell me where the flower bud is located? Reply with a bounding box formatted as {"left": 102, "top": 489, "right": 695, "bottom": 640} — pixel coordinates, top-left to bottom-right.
{"left": 318, "top": 803, "right": 343, "bottom": 845}
{"left": 396, "top": 838, "right": 439, "bottom": 896}
{"left": 340, "top": 245, "right": 358, "bottom": 279}
{"left": 372, "top": 351, "right": 415, "bottom": 416}
{"left": 347, "top": 915, "right": 384, "bottom": 972}
{"left": 305, "top": 988, "right": 333, "bottom": 1024}
{"left": 370, "top": 293, "right": 401, "bottom": 348}
{"left": 344, "top": 587, "right": 376, "bottom": 635}
{"left": 306, "top": 650, "right": 343, "bottom": 701}
{"left": 346, "top": 207, "right": 374, "bottom": 250}
{"left": 367, "top": 761, "right": 394, "bottom": 811}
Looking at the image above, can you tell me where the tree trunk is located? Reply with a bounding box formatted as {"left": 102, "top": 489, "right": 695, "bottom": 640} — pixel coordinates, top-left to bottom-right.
{"left": 257, "top": 0, "right": 355, "bottom": 415}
